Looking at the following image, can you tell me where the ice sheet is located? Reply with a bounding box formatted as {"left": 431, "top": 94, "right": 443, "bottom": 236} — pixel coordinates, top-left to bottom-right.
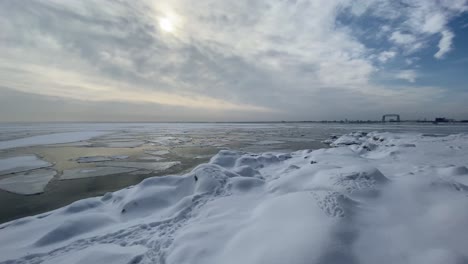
{"left": 0, "top": 155, "right": 52, "bottom": 175}
{"left": 76, "top": 156, "right": 113, "bottom": 163}
{"left": 0, "top": 169, "right": 56, "bottom": 195}
{"left": 94, "top": 140, "right": 145, "bottom": 148}
{"left": 61, "top": 167, "right": 138, "bottom": 180}
{"left": 138, "top": 156, "right": 166, "bottom": 161}
{"left": 76, "top": 156, "right": 129, "bottom": 163}
{"left": 97, "top": 161, "right": 180, "bottom": 171}
{"left": 0, "top": 132, "right": 109, "bottom": 150}
{"left": 145, "top": 150, "right": 170, "bottom": 156}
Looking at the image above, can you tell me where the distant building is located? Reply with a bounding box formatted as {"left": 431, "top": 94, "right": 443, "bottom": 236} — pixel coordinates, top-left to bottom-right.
{"left": 382, "top": 114, "right": 401, "bottom": 122}
{"left": 434, "top": 117, "right": 454, "bottom": 123}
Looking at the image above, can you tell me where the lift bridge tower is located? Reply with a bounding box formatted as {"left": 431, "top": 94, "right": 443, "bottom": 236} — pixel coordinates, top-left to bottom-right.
{"left": 382, "top": 114, "right": 401, "bottom": 122}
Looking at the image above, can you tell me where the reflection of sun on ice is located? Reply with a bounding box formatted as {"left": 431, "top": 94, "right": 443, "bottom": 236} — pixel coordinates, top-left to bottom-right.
{"left": 159, "top": 17, "right": 174, "bottom": 32}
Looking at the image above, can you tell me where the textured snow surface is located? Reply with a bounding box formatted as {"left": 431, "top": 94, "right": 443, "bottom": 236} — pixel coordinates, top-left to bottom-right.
{"left": 1, "top": 132, "right": 468, "bottom": 264}
{"left": 0, "top": 155, "right": 52, "bottom": 175}
{"left": 0, "top": 131, "right": 109, "bottom": 150}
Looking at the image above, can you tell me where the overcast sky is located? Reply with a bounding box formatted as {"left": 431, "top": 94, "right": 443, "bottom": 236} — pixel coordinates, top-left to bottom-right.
{"left": 1, "top": 0, "right": 467, "bottom": 122}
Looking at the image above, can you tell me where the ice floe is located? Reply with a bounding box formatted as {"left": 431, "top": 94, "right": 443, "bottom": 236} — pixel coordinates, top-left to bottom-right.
{"left": 0, "top": 155, "right": 52, "bottom": 175}
{"left": 138, "top": 156, "right": 166, "bottom": 161}
{"left": 148, "top": 137, "right": 192, "bottom": 146}
{"left": 0, "top": 169, "right": 56, "bottom": 195}
{"left": 76, "top": 156, "right": 113, "bottom": 163}
{"left": 97, "top": 161, "right": 180, "bottom": 171}
{"left": 254, "top": 140, "right": 285, "bottom": 145}
{"left": 61, "top": 167, "right": 138, "bottom": 180}
{"left": 76, "top": 155, "right": 129, "bottom": 163}
{"left": 145, "top": 150, "right": 170, "bottom": 156}
{"left": 99, "top": 141, "right": 145, "bottom": 148}
{"left": 0, "top": 131, "right": 109, "bottom": 150}
{"left": 1, "top": 132, "right": 468, "bottom": 264}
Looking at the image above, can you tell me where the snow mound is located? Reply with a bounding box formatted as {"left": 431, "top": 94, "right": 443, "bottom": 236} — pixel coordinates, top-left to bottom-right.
{"left": 330, "top": 131, "right": 368, "bottom": 146}
{"left": 42, "top": 244, "right": 146, "bottom": 264}
{"left": 438, "top": 165, "right": 468, "bottom": 177}
{"left": 1, "top": 132, "right": 468, "bottom": 264}
{"left": 35, "top": 213, "right": 117, "bottom": 246}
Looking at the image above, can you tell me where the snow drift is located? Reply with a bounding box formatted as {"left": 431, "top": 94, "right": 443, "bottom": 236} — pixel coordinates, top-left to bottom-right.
{"left": 1, "top": 132, "right": 468, "bottom": 264}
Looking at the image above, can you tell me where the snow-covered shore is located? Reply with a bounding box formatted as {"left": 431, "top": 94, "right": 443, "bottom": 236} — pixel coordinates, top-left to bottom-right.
{"left": 1, "top": 131, "right": 468, "bottom": 264}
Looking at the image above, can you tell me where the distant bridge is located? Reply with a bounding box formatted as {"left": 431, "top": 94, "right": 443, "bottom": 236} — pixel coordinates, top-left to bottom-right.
{"left": 382, "top": 114, "right": 400, "bottom": 122}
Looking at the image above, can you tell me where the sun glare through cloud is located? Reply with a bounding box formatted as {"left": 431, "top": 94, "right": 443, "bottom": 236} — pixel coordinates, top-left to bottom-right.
{"left": 159, "top": 17, "right": 174, "bottom": 33}
{"left": 0, "top": 0, "right": 467, "bottom": 122}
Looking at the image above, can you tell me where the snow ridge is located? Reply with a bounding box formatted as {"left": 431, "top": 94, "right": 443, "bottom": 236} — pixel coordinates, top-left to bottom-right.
{"left": 1, "top": 132, "right": 468, "bottom": 264}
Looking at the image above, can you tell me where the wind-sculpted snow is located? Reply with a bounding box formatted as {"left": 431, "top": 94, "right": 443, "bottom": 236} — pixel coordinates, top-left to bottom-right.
{"left": 1, "top": 132, "right": 468, "bottom": 264}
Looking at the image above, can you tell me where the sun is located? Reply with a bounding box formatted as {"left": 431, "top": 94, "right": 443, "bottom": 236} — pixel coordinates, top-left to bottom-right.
{"left": 159, "top": 17, "right": 174, "bottom": 33}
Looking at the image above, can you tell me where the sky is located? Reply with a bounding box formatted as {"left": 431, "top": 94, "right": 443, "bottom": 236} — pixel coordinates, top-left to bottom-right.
{"left": 0, "top": 0, "right": 467, "bottom": 122}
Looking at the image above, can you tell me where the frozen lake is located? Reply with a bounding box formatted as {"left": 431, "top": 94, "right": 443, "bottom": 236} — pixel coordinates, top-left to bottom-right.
{"left": 1, "top": 122, "right": 468, "bottom": 223}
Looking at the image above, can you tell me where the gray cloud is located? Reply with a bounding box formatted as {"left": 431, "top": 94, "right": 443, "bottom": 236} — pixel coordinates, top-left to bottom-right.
{"left": 0, "top": 0, "right": 467, "bottom": 121}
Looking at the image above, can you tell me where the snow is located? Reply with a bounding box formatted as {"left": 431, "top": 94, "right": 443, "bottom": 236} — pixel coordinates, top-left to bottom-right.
{"left": 0, "top": 169, "right": 56, "bottom": 195}
{"left": 61, "top": 167, "right": 138, "bottom": 180}
{"left": 0, "top": 131, "right": 109, "bottom": 150}
{"left": 0, "top": 155, "right": 52, "bottom": 175}
{"left": 1, "top": 131, "right": 468, "bottom": 264}
{"left": 42, "top": 245, "right": 147, "bottom": 264}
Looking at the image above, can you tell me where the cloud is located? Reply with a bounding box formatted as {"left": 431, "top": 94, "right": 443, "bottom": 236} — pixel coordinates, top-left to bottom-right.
{"left": 378, "top": 0, "right": 466, "bottom": 58}
{"left": 377, "top": 51, "right": 397, "bottom": 63}
{"left": 0, "top": 0, "right": 466, "bottom": 121}
{"left": 390, "top": 31, "right": 417, "bottom": 45}
{"left": 435, "top": 30, "right": 455, "bottom": 59}
{"left": 395, "top": 70, "right": 418, "bottom": 83}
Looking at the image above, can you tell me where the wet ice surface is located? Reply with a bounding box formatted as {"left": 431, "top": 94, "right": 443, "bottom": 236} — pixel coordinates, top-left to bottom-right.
{"left": 61, "top": 167, "right": 139, "bottom": 180}
{"left": 0, "top": 122, "right": 468, "bottom": 224}
{"left": 0, "top": 155, "right": 52, "bottom": 175}
{"left": 94, "top": 140, "right": 145, "bottom": 148}
{"left": 1, "top": 131, "right": 468, "bottom": 264}
{"left": 0, "top": 169, "right": 56, "bottom": 195}
{"left": 138, "top": 156, "right": 166, "bottom": 161}
{"left": 145, "top": 150, "right": 170, "bottom": 156}
{"left": 96, "top": 161, "right": 180, "bottom": 171}
{"left": 76, "top": 156, "right": 113, "bottom": 163}
{"left": 76, "top": 155, "right": 129, "bottom": 163}
{"left": 0, "top": 131, "right": 109, "bottom": 150}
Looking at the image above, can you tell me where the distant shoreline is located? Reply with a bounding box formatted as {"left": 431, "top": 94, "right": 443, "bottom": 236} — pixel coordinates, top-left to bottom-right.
{"left": 1, "top": 120, "right": 468, "bottom": 124}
